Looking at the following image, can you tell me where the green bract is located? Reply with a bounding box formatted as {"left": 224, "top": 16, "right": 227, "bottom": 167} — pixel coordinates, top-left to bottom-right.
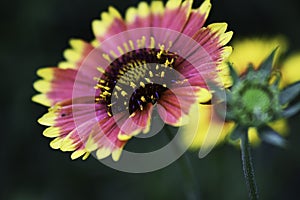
{"left": 211, "top": 49, "right": 300, "bottom": 147}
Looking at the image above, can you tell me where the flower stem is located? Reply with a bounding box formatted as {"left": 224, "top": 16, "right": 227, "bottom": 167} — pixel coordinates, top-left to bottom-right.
{"left": 164, "top": 125, "right": 200, "bottom": 200}
{"left": 240, "top": 133, "right": 259, "bottom": 200}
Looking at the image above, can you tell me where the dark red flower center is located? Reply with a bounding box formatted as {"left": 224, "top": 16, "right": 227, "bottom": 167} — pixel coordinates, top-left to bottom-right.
{"left": 95, "top": 48, "right": 179, "bottom": 116}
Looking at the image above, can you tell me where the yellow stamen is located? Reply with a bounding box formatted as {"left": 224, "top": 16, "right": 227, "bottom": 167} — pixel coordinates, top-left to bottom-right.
{"left": 121, "top": 91, "right": 127, "bottom": 96}
{"left": 130, "top": 81, "right": 137, "bottom": 88}
{"left": 97, "top": 67, "right": 105, "bottom": 73}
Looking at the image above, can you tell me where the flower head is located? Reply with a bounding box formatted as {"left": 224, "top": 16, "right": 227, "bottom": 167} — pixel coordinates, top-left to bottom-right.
{"left": 224, "top": 49, "right": 300, "bottom": 146}
{"left": 184, "top": 37, "right": 300, "bottom": 150}
{"left": 33, "top": 0, "right": 232, "bottom": 161}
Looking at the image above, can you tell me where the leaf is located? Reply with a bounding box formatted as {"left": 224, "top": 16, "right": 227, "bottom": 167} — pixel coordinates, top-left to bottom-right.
{"left": 227, "top": 62, "right": 239, "bottom": 85}
{"left": 279, "top": 81, "right": 300, "bottom": 105}
{"left": 258, "top": 126, "right": 287, "bottom": 148}
{"left": 258, "top": 48, "right": 278, "bottom": 81}
{"left": 282, "top": 102, "right": 300, "bottom": 118}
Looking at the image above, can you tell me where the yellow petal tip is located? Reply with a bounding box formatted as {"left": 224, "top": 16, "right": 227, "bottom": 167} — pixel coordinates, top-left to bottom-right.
{"left": 32, "top": 94, "right": 52, "bottom": 107}
{"left": 38, "top": 112, "right": 57, "bottom": 126}
{"left": 43, "top": 126, "right": 61, "bottom": 138}
{"left": 118, "top": 133, "right": 132, "bottom": 141}
{"left": 96, "top": 147, "right": 111, "bottom": 160}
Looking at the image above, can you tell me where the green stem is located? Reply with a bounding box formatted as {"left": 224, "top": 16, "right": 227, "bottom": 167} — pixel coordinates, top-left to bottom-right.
{"left": 164, "top": 125, "right": 200, "bottom": 200}
{"left": 240, "top": 133, "right": 259, "bottom": 200}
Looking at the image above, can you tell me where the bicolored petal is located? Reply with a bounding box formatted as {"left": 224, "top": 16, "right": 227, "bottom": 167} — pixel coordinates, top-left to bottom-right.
{"left": 118, "top": 103, "right": 153, "bottom": 140}
{"left": 32, "top": 67, "right": 95, "bottom": 107}
{"left": 192, "top": 23, "right": 233, "bottom": 62}
{"left": 32, "top": 68, "right": 77, "bottom": 106}
{"left": 182, "top": 0, "right": 211, "bottom": 37}
{"left": 59, "top": 39, "right": 94, "bottom": 70}
{"left": 157, "top": 86, "right": 199, "bottom": 126}
{"left": 149, "top": 1, "right": 165, "bottom": 27}
{"left": 161, "top": 0, "right": 193, "bottom": 32}
{"left": 126, "top": 2, "right": 152, "bottom": 28}
{"left": 176, "top": 23, "right": 232, "bottom": 89}
{"left": 37, "top": 99, "right": 127, "bottom": 161}
{"left": 92, "top": 6, "right": 127, "bottom": 43}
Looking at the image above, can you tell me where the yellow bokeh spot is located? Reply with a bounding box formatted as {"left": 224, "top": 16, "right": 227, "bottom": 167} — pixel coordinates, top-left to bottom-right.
{"left": 268, "top": 119, "right": 289, "bottom": 137}
{"left": 182, "top": 103, "right": 234, "bottom": 150}
{"left": 280, "top": 53, "right": 300, "bottom": 87}
{"left": 229, "top": 36, "right": 288, "bottom": 75}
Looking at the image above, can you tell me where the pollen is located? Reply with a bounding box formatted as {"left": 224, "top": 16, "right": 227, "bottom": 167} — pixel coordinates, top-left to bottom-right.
{"left": 121, "top": 91, "right": 128, "bottom": 96}
{"left": 95, "top": 46, "right": 178, "bottom": 115}
{"left": 103, "top": 91, "right": 111, "bottom": 96}
{"left": 145, "top": 77, "right": 151, "bottom": 83}
{"left": 130, "top": 81, "right": 137, "bottom": 88}
{"left": 157, "top": 44, "right": 165, "bottom": 59}
{"left": 165, "top": 58, "right": 174, "bottom": 66}
{"left": 141, "top": 96, "right": 146, "bottom": 102}
{"left": 140, "top": 82, "right": 145, "bottom": 88}
{"left": 115, "top": 85, "right": 122, "bottom": 91}
{"left": 149, "top": 71, "right": 154, "bottom": 77}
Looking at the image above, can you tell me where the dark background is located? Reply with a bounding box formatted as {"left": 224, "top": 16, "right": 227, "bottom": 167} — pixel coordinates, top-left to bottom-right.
{"left": 1, "top": 0, "right": 300, "bottom": 199}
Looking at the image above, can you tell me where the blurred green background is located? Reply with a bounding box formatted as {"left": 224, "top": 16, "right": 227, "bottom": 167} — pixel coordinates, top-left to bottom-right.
{"left": 1, "top": 0, "right": 300, "bottom": 199}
